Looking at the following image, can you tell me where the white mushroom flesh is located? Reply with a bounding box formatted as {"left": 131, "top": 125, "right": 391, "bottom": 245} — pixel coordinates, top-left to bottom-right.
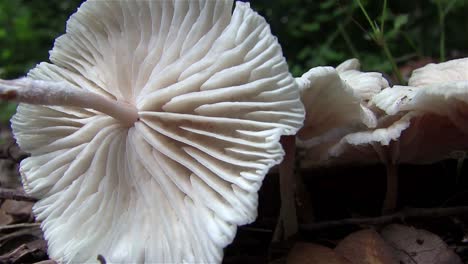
{"left": 314, "top": 58, "right": 468, "bottom": 166}
{"left": 408, "top": 58, "right": 468, "bottom": 87}
{"left": 296, "top": 59, "right": 389, "bottom": 167}
{"left": 10, "top": 1, "right": 304, "bottom": 263}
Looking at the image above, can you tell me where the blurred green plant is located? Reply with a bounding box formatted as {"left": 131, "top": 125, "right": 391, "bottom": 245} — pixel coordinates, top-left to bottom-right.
{"left": 0, "top": 0, "right": 82, "bottom": 124}
{"left": 357, "top": 0, "right": 405, "bottom": 83}
{"left": 252, "top": 0, "right": 468, "bottom": 79}
{"left": 432, "top": 0, "right": 462, "bottom": 61}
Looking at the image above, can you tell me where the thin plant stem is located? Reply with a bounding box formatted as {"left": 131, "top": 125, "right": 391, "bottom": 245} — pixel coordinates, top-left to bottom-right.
{"left": 436, "top": 0, "right": 446, "bottom": 62}
{"left": 356, "top": 0, "right": 405, "bottom": 84}
{"left": 436, "top": 0, "right": 458, "bottom": 62}
{"left": 380, "top": 0, "right": 388, "bottom": 34}
{"left": 383, "top": 162, "right": 398, "bottom": 214}
{"left": 356, "top": 0, "right": 378, "bottom": 39}
{"left": 338, "top": 23, "right": 360, "bottom": 59}
{"left": 444, "top": 0, "right": 458, "bottom": 14}
{"left": 402, "top": 32, "right": 422, "bottom": 57}
{"left": 381, "top": 0, "right": 405, "bottom": 84}
{"left": 382, "top": 41, "right": 405, "bottom": 84}
{"left": 440, "top": 17, "right": 445, "bottom": 62}
{"left": 324, "top": 4, "right": 357, "bottom": 48}
{"left": 394, "top": 53, "right": 418, "bottom": 63}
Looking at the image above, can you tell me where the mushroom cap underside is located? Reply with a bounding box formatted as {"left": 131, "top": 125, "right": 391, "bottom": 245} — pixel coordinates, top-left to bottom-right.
{"left": 11, "top": 0, "right": 305, "bottom": 263}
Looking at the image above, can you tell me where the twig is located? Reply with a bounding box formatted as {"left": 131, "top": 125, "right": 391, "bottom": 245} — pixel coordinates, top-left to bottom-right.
{"left": 239, "top": 226, "right": 273, "bottom": 233}
{"left": 0, "top": 223, "right": 40, "bottom": 231}
{"left": 0, "top": 141, "right": 29, "bottom": 163}
{"left": 300, "top": 206, "right": 468, "bottom": 232}
{"left": 0, "top": 227, "right": 41, "bottom": 242}
{"left": 0, "top": 187, "right": 37, "bottom": 202}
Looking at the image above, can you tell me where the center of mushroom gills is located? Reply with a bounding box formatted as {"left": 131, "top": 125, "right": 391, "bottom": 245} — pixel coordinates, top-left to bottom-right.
{"left": 104, "top": 99, "right": 140, "bottom": 127}
{"left": 123, "top": 103, "right": 139, "bottom": 127}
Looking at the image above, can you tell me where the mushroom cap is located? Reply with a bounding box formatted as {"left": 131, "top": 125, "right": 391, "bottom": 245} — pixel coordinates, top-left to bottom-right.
{"left": 336, "top": 58, "right": 389, "bottom": 103}
{"left": 11, "top": 1, "right": 304, "bottom": 263}
{"left": 296, "top": 60, "right": 388, "bottom": 167}
{"left": 300, "top": 57, "right": 468, "bottom": 167}
{"left": 371, "top": 81, "right": 468, "bottom": 163}
{"left": 336, "top": 58, "right": 360, "bottom": 72}
{"left": 408, "top": 58, "right": 468, "bottom": 87}
{"left": 310, "top": 111, "right": 460, "bottom": 165}
{"left": 297, "top": 66, "right": 372, "bottom": 146}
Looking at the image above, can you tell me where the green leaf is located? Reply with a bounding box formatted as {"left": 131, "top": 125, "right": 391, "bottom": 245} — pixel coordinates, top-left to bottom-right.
{"left": 301, "top": 22, "right": 320, "bottom": 32}
{"left": 320, "top": 0, "right": 336, "bottom": 10}
{"left": 290, "top": 64, "right": 305, "bottom": 78}
{"left": 297, "top": 47, "right": 312, "bottom": 60}
{"left": 0, "top": 28, "right": 6, "bottom": 39}
{"left": 1, "top": 49, "right": 11, "bottom": 60}
{"left": 0, "top": 102, "right": 17, "bottom": 124}
{"left": 393, "top": 14, "right": 408, "bottom": 31}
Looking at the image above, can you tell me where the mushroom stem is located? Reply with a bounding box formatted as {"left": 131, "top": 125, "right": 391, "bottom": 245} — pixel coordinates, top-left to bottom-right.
{"left": 273, "top": 135, "right": 298, "bottom": 241}
{"left": 382, "top": 162, "right": 398, "bottom": 214}
{"left": 0, "top": 78, "right": 138, "bottom": 126}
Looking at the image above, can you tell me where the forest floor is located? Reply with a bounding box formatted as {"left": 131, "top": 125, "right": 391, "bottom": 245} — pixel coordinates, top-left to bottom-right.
{"left": 1, "top": 123, "right": 468, "bottom": 263}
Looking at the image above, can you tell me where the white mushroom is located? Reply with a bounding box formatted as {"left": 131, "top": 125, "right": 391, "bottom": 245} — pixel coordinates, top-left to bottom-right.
{"left": 337, "top": 59, "right": 390, "bottom": 104}
{"left": 295, "top": 59, "right": 395, "bottom": 212}
{"left": 305, "top": 57, "right": 468, "bottom": 212}
{"left": 408, "top": 57, "right": 468, "bottom": 87}
{"left": 1, "top": 1, "right": 304, "bottom": 263}
{"left": 296, "top": 59, "right": 388, "bottom": 168}
{"left": 372, "top": 58, "right": 468, "bottom": 163}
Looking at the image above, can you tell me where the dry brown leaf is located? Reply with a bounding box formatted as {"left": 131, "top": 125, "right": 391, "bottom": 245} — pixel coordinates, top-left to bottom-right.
{"left": 287, "top": 242, "right": 350, "bottom": 264}
{"left": 0, "top": 239, "right": 47, "bottom": 263}
{"left": 335, "top": 229, "right": 398, "bottom": 264}
{"left": 0, "top": 209, "right": 13, "bottom": 226}
{"left": 381, "top": 224, "right": 462, "bottom": 264}
{"left": 1, "top": 200, "right": 33, "bottom": 217}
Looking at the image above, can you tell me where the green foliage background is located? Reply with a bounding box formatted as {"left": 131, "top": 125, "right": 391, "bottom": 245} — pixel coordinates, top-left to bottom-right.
{"left": 254, "top": 0, "right": 468, "bottom": 76}
{"left": 0, "top": 0, "right": 467, "bottom": 122}
{"left": 0, "top": 0, "right": 82, "bottom": 123}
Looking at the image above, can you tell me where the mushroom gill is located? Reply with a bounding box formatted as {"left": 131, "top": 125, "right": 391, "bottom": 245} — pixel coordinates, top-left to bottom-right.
{"left": 2, "top": 1, "right": 305, "bottom": 263}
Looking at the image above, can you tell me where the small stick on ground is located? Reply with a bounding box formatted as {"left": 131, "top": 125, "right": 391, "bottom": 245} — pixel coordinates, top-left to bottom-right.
{"left": 0, "top": 223, "right": 41, "bottom": 231}
{"left": 0, "top": 187, "right": 37, "bottom": 202}
{"left": 0, "top": 141, "right": 29, "bottom": 163}
{"left": 300, "top": 206, "right": 468, "bottom": 231}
